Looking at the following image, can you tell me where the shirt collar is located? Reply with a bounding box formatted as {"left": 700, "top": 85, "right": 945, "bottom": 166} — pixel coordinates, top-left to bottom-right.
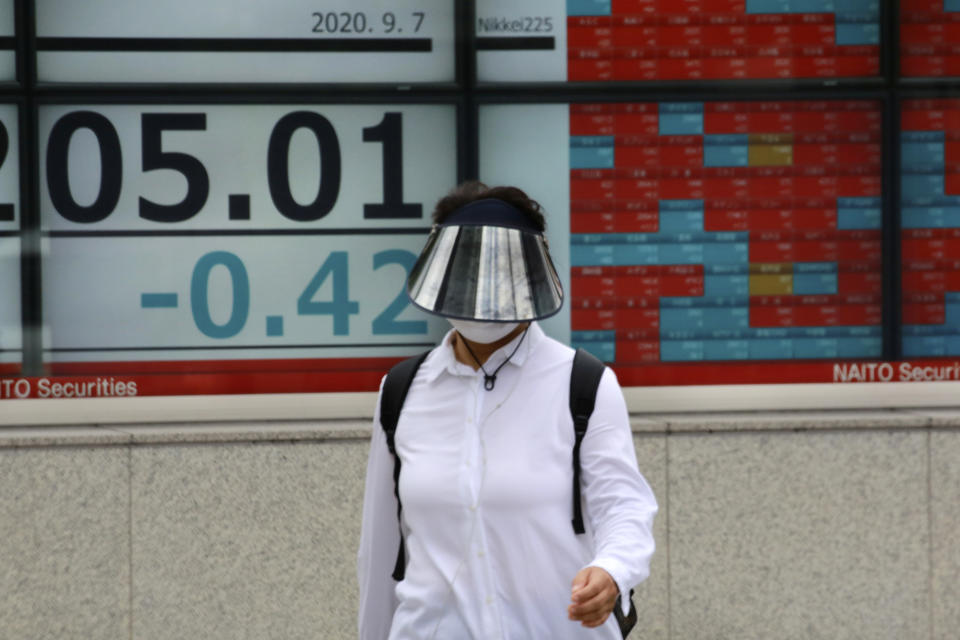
{"left": 420, "top": 322, "right": 544, "bottom": 384}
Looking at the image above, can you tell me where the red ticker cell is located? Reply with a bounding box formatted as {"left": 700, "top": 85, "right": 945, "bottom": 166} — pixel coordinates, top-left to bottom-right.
{"left": 946, "top": 142, "right": 960, "bottom": 164}
{"left": 572, "top": 309, "right": 617, "bottom": 331}
{"left": 702, "top": 25, "right": 748, "bottom": 47}
{"left": 616, "top": 210, "right": 660, "bottom": 232}
{"left": 618, "top": 308, "right": 660, "bottom": 330}
{"left": 838, "top": 271, "right": 881, "bottom": 295}
{"left": 616, "top": 340, "right": 660, "bottom": 363}
{"left": 568, "top": 26, "right": 614, "bottom": 49}
{"left": 571, "top": 175, "right": 615, "bottom": 200}
{"left": 616, "top": 145, "right": 661, "bottom": 169}
{"left": 946, "top": 173, "right": 960, "bottom": 196}
{"left": 903, "top": 269, "right": 949, "bottom": 294}
{"left": 902, "top": 23, "right": 948, "bottom": 45}
{"left": 569, "top": 59, "right": 615, "bottom": 82}
{"left": 613, "top": 114, "right": 659, "bottom": 135}
{"left": 572, "top": 274, "right": 616, "bottom": 298}
{"left": 571, "top": 212, "right": 616, "bottom": 234}
{"left": 903, "top": 302, "right": 947, "bottom": 325}
{"left": 611, "top": 0, "right": 656, "bottom": 14}
{"left": 658, "top": 143, "right": 703, "bottom": 168}
{"left": 902, "top": 1, "right": 948, "bottom": 14}
{"left": 704, "top": 208, "right": 749, "bottom": 231}
{"left": 750, "top": 305, "right": 795, "bottom": 327}
{"left": 571, "top": 113, "right": 615, "bottom": 136}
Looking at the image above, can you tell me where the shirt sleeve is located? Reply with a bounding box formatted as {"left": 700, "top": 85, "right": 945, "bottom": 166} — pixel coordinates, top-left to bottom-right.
{"left": 578, "top": 367, "right": 658, "bottom": 615}
{"left": 357, "top": 376, "right": 401, "bottom": 640}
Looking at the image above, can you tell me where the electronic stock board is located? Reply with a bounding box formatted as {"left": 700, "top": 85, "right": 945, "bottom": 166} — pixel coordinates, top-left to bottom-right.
{"left": 2, "top": 1, "right": 959, "bottom": 400}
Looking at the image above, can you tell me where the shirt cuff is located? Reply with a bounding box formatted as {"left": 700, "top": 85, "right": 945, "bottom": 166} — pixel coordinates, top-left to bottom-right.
{"left": 587, "top": 557, "right": 632, "bottom": 616}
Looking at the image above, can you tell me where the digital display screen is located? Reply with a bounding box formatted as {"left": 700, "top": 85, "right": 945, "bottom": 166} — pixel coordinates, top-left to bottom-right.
{"left": 476, "top": 0, "right": 880, "bottom": 83}
{"left": 481, "top": 100, "right": 885, "bottom": 385}
{"left": 900, "top": 0, "right": 960, "bottom": 78}
{"left": 0, "top": 103, "right": 21, "bottom": 375}
{"left": 0, "top": 0, "right": 14, "bottom": 82}
{"left": 901, "top": 98, "right": 960, "bottom": 356}
{"left": 35, "top": 103, "right": 455, "bottom": 395}
{"left": 34, "top": 0, "right": 455, "bottom": 84}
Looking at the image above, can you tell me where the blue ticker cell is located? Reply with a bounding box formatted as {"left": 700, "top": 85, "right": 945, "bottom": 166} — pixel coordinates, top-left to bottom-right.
{"left": 901, "top": 206, "right": 960, "bottom": 229}
{"left": 703, "top": 340, "right": 750, "bottom": 360}
{"left": 572, "top": 330, "right": 616, "bottom": 343}
{"left": 572, "top": 340, "right": 616, "bottom": 362}
{"left": 663, "top": 329, "right": 747, "bottom": 340}
{"left": 793, "top": 272, "right": 838, "bottom": 295}
{"left": 141, "top": 293, "right": 178, "bottom": 308}
{"left": 571, "top": 244, "right": 614, "bottom": 266}
{"left": 615, "top": 243, "right": 660, "bottom": 265}
{"left": 661, "top": 341, "right": 705, "bottom": 362}
{"left": 837, "top": 337, "right": 882, "bottom": 358}
{"left": 837, "top": 207, "right": 881, "bottom": 229}
{"left": 704, "top": 242, "right": 749, "bottom": 264}
{"left": 793, "top": 338, "right": 840, "bottom": 359}
{"left": 903, "top": 325, "right": 955, "bottom": 336}
{"left": 570, "top": 145, "right": 615, "bottom": 169}
{"left": 746, "top": 0, "right": 835, "bottom": 12}
{"left": 660, "top": 102, "right": 703, "bottom": 114}
{"left": 660, "top": 113, "right": 703, "bottom": 136}
{"left": 661, "top": 308, "right": 707, "bottom": 331}
{"left": 659, "top": 243, "right": 704, "bottom": 264}
{"left": 946, "top": 292, "right": 960, "bottom": 303}
{"left": 710, "top": 307, "right": 750, "bottom": 330}
{"left": 749, "top": 339, "right": 794, "bottom": 359}
{"left": 659, "top": 296, "right": 698, "bottom": 308}
{"left": 901, "top": 175, "right": 945, "bottom": 201}
{"left": 571, "top": 135, "right": 615, "bottom": 148}
{"left": 660, "top": 308, "right": 747, "bottom": 332}
{"left": 901, "top": 142, "right": 945, "bottom": 169}
{"left": 754, "top": 328, "right": 791, "bottom": 339}
{"left": 947, "top": 0, "right": 960, "bottom": 12}
{"left": 704, "top": 144, "right": 749, "bottom": 167}
{"left": 835, "top": 23, "right": 879, "bottom": 45}
{"left": 567, "top": 0, "right": 611, "bottom": 16}
{"left": 837, "top": 197, "right": 881, "bottom": 209}
{"left": 903, "top": 336, "right": 947, "bottom": 357}
{"left": 706, "top": 263, "right": 749, "bottom": 275}
{"left": 946, "top": 302, "right": 960, "bottom": 325}
{"left": 661, "top": 295, "right": 748, "bottom": 308}
{"left": 901, "top": 131, "right": 945, "bottom": 144}
{"left": 902, "top": 195, "right": 960, "bottom": 207}
{"left": 793, "top": 261, "right": 836, "bottom": 274}
{"left": 705, "top": 274, "right": 749, "bottom": 296}
{"left": 660, "top": 199, "right": 704, "bottom": 211}
{"left": 659, "top": 211, "right": 704, "bottom": 233}
{"left": 947, "top": 336, "right": 960, "bottom": 354}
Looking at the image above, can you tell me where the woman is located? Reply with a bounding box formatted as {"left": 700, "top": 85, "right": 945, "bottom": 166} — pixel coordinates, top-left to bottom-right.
{"left": 358, "top": 182, "right": 657, "bottom": 639}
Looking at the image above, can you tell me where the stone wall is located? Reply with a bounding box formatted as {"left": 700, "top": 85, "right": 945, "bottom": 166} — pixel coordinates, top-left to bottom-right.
{"left": 1, "top": 412, "right": 956, "bottom": 639}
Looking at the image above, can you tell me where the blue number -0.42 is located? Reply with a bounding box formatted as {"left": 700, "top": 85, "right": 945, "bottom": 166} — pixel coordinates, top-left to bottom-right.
{"left": 189, "top": 249, "right": 426, "bottom": 339}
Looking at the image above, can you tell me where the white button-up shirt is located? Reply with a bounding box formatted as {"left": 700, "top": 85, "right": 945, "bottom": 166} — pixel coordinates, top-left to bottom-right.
{"left": 358, "top": 323, "right": 657, "bottom": 639}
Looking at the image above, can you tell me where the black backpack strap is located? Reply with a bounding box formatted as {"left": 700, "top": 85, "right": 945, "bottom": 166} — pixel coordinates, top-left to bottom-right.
{"left": 379, "top": 349, "right": 430, "bottom": 582}
{"left": 569, "top": 348, "right": 638, "bottom": 639}
{"left": 569, "top": 347, "right": 606, "bottom": 535}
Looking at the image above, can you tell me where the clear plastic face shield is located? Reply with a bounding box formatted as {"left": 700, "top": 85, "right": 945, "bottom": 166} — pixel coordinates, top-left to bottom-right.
{"left": 406, "top": 198, "right": 564, "bottom": 323}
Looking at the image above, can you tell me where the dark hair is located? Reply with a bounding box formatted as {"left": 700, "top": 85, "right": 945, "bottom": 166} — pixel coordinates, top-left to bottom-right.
{"left": 432, "top": 181, "right": 547, "bottom": 232}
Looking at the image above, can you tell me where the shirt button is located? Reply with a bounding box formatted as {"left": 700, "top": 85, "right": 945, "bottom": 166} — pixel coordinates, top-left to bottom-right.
{"left": 486, "top": 596, "right": 493, "bottom": 605}
{"left": 477, "top": 550, "right": 485, "bottom": 558}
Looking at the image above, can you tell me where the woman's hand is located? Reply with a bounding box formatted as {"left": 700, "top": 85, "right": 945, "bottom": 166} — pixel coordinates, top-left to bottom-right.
{"left": 567, "top": 566, "right": 619, "bottom": 628}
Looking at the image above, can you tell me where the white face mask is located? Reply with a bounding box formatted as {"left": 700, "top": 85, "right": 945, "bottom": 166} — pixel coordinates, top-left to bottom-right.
{"left": 448, "top": 319, "right": 521, "bottom": 344}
